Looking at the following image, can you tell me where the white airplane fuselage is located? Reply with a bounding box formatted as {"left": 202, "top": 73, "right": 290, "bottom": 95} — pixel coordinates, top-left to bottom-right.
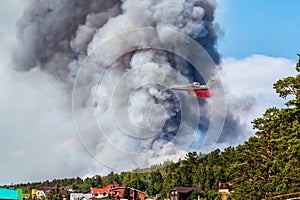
{"left": 170, "top": 81, "right": 214, "bottom": 98}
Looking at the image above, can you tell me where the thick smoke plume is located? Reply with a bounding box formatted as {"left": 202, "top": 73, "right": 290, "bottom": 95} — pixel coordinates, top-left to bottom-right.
{"left": 13, "top": 0, "right": 245, "bottom": 171}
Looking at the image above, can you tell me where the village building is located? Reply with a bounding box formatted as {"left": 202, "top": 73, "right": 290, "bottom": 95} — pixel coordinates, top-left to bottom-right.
{"left": 218, "top": 183, "right": 235, "bottom": 200}
{"left": 60, "top": 189, "right": 69, "bottom": 200}
{"left": 90, "top": 184, "right": 126, "bottom": 198}
{"left": 169, "top": 187, "right": 199, "bottom": 200}
{"left": 86, "top": 184, "right": 146, "bottom": 200}
{"left": 35, "top": 186, "right": 54, "bottom": 199}
{"left": 0, "top": 186, "right": 21, "bottom": 200}
{"left": 70, "top": 192, "right": 93, "bottom": 200}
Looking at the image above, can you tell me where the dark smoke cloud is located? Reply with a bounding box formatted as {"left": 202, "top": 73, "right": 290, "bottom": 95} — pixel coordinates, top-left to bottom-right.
{"left": 12, "top": 0, "right": 247, "bottom": 169}
{"left": 13, "top": 0, "right": 220, "bottom": 79}
{"left": 13, "top": 0, "right": 121, "bottom": 80}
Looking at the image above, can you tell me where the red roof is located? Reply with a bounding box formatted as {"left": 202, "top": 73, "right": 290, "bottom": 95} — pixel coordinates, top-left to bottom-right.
{"left": 91, "top": 184, "right": 126, "bottom": 194}
{"left": 91, "top": 184, "right": 146, "bottom": 200}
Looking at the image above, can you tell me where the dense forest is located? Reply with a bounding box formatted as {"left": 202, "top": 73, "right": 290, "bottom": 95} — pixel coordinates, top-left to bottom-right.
{"left": 5, "top": 55, "right": 300, "bottom": 199}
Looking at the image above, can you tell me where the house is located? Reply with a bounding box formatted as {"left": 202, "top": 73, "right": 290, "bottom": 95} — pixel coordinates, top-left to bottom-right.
{"left": 34, "top": 186, "right": 70, "bottom": 199}
{"left": 169, "top": 187, "right": 198, "bottom": 200}
{"left": 36, "top": 190, "right": 46, "bottom": 199}
{"left": 218, "top": 183, "right": 234, "bottom": 200}
{"left": 0, "top": 186, "right": 21, "bottom": 200}
{"left": 60, "top": 189, "right": 69, "bottom": 200}
{"left": 70, "top": 193, "right": 93, "bottom": 200}
{"left": 91, "top": 184, "right": 125, "bottom": 198}
{"left": 31, "top": 189, "right": 37, "bottom": 199}
{"left": 35, "top": 186, "right": 54, "bottom": 199}
{"left": 37, "top": 186, "right": 54, "bottom": 193}
{"left": 110, "top": 186, "right": 146, "bottom": 200}
{"left": 90, "top": 184, "right": 146, "bottom": 200}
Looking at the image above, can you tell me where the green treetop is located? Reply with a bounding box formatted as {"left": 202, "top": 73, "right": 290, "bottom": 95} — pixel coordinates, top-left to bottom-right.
{"left": 230, "top": 55, "right": 300, "bottom": 199}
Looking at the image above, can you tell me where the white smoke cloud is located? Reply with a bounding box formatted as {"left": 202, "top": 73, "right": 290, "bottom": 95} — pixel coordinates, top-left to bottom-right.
{"left": 218, "top": 55, "right": 297, "bottom": 146}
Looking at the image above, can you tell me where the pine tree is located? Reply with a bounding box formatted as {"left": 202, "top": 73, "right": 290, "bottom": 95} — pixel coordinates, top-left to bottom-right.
{"left": 123, "top": 187, "right": 131, "bottom": 200}
{"left": 230, "top": 55, "right": 300, "bottom": 199}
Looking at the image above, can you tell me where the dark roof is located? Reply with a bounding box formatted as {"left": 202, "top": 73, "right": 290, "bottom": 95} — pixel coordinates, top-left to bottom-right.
{"left": 170, "top": 187, "right": 199, "bottom": 193}
{"left": 89, "top": 197, "right": 111, "bottom": 200}
{"left": 38, "top": 186, "right": 54, "bottom": 192}
{"left": 218, "top": 183, "right": 235, "bottom": 190}
{"left": 83, "top": 189, "right": 91, "bottom": 194}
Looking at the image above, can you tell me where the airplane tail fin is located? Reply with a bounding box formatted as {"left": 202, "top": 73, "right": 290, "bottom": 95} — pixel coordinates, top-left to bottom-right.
{"left": 206, "top": 80, "right": 215, "bottom": 88}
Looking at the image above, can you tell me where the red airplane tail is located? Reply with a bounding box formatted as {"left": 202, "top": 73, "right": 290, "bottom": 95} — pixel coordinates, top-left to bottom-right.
{"left": 188, "top": 90, "right": 213, "bottom": 98}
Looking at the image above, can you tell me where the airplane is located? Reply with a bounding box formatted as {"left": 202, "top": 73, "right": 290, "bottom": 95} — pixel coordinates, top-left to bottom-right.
{"left": 170, "top": 80, "right": 215, "bottom": 98}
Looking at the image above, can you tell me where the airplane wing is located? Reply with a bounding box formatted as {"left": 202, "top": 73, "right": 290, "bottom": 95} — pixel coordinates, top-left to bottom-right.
{"left": 170, "top": 80, "right": 215, "bottom": 91}
{"left": 170, "top": 84, "right": 196, "bottom": 91}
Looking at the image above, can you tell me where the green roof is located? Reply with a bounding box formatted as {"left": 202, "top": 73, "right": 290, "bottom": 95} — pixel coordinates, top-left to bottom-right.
{"left": 0, "top": 188, "right": 20, "bottom": 200}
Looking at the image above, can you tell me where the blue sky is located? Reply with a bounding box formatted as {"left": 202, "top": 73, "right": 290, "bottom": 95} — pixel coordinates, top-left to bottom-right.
{"left": 216, "top": 0, "right": 300, "bottom": 60}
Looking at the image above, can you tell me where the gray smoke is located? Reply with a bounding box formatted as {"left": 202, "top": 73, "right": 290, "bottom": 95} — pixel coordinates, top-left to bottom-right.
{"left": 13, "top": 0, "right": 246, "bottom": 170}
{"left": 13, "top": 0, "right": 121, "bottom": 81}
